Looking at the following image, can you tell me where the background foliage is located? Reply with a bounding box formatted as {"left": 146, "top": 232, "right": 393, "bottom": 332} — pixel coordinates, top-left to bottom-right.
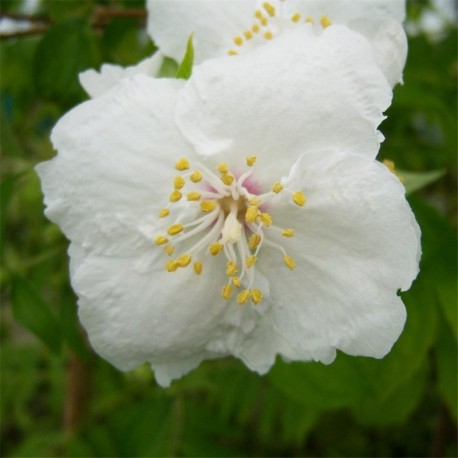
{"left": 1, "top": 0, "right": 457, "bottom": 456}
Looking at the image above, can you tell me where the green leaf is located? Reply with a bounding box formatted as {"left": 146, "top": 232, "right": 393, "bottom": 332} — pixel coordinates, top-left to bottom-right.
{"left": 12, "top": 276, "right": 62, "bottom": 353}
{"left": 176, "top": 34, "right": 194, "bottom": 80}
{"left": 400, "top": 169, "right": 445, "bottom": 194}
{"left": 158, "top": 57, "right": 179, "bottom": 78}
{"left": 34, "top": 19, "right": 99, "bottom": 107}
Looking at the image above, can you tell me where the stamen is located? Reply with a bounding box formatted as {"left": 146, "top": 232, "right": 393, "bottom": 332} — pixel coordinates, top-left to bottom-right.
{"left": 281, "top": 228, "right": 295, "bottom": 237}
{"left": 291, "top": 13, "right": 301, "bottom": 23}
{"left": 169, "top": 190, "right": 182, "bottom": 202}
{"left": 246, "top": 255, "right": 257, "bottom": 268}
{"left": 244, "top": 30, "right": 253, "bottom": 40}
{"left": 251, "top": 289, "right": 263, "bottom": 304}
{"left": 167, "top": 224, "right": 184, "bottom": 236}
{"left": 228, "top": 50, "right": 238, "bottom": 56}
{"left": 222, "top": 284, "right": 232, "bottom": 300}
{"left": 154, "top": 236, "right": 169, "bottom": 245}
{"left": 254, "top": 9, "right": 263, "bottom": 19}
{"left": 320, "top": 15, "right": 332, "bottom": 28}
{"left": 248, "top": 233, "right": 262, "bottom": 249}
{"left": 246, "top": 206, "right": 259, "bottom": 223}
{"left": 166, "top": 260, "right": 179, "bottom": 272}
{"left": 187, "top": 191, "right": 201, "bottom": 201}
{"left": 232, "top": 277, "right": 241, "bottom": 288}
{"left": 237, "top": 289, "right": 250, "bottom": 305}
{"left": 246, "top": 155, "right": 257, "bottom": 166}
{"left": 201, "top": 200, "right": 217, "bottom": 212}
{"left": 193, "top": 261, "right": 203, "bottom": 275}
{"left": 262, "top": 2, "right": 276, "bottom": 17}
{"left": 190, "top": 171, "right": 203, "bottom": 183}
{"left": 226, "top": 261, "right": 238, "bottom": 276}
{"left": 264, "top": 31, "right": 273, "bottom": 40}
{"left": 284, "top": 255, "right": 297, "bottom": 270}
{"left": 209, "top": 242, "right": 223, "bottom": 256}
{"left": 292, "top": 191, "right": 306, "bottom": 207}
{"left": 233, "top": 36, "right": 243, "bottom": 46}
{"left": 272, "top": 181, "right": 284, "bottom": 193}
{"left": 260, "top": 212, "right": 273, "bottom": 226}
{"left": 175, "top": 158, "right": 190, "bottom": 171}
{"left": 159, "top": 208, "right": 170, "bottom": 218}
{"left": 252, "top": 23, "right": 260, "bottom": 33}
{"left": 173, "top": 176, "right": 185, "bottom": 189}
{"left": 164, "top": 244, "right": 175, "bottom": 256}
{"left": 305, "top": 16, "right": 314, "bottom": 24}
{"left": 221, "top": 174, "right": 235, "bottom": 186}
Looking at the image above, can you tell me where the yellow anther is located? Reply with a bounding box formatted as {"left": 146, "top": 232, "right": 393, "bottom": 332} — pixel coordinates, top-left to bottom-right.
{"left": 246, "top": 255, "right": 257, "bottom": 268}
{"left": 190, "top": 170, "right": 203, "bottom": 183}
{"left": 193, "top": 261, "right": 203, "bottom": 275}
{"left": 260, "top": 212, "right": 273, "bottom": 226}
{"left": 292, "top": 191, "right": 306, "bottom": 207}
{"left": 255, "top": 9, "right": 263, "bottom": 19}
{"left": 252, "top": 23, "right": 260, "bottom": 33}
{"left": 246, "top": 155, "right": 257, "bottom": 166}
{"left": 175, "top": 158, "right": 190, "bottom": 171}
{"left": 305, "top": 16, "right": 314, "bottom": 24}
{"left": 251, "top": 288, "right": 263, "bottom": 304}
{"left": 222, "top": 284, "right": 232, "bottom": 300}
{"left": 264, "top": 31, "right": 273, "bottom": 40}
{"left": 226, "top": 261, "right": 238, "bottom": 276}
{"left": 154, "top": 236, "right": 169, "bottom": 246}
{"left": 263, "top": 2, "right": 276, "bottom": 17}
{"left": 291, "top": 12, "right": 301, "bottom": 23}
{"left": 248, "top": 197, "right": 261, "bottom": 207}
{"left": 209, "top": 242, "right": 223, "bottom": 256}
{"left": 383, "top": 159, "right": 396, "bottom": 173}
{"left": 187, "top": 191, "right": 201, "bottom": 201}
{"left": 216, "top": 162, "right": 229, "bottom": 174}
{"left": 237, "top": 289, "right": 251, "bottom": 305}
{"left": 169, "top": 190, "right": 182, "bottom": 202}
{"left": 248, "top": 233, "right": 262, "bottom": 249}
{"left": 221, "top": 174, "right": 235, "bottom": 186}
{"left": 177, "top": 254, "right": 192, "bottom": 267}
{"left": 261, "top": 17, "right": 269, "bottom": 26}
{"left": 281, "top": 228, "right": 295, "bottom": 238}
{"left": 159, "top": 208, "right": 170, "bottom": 218}
{"left": 164, "top": 244, "right": 175, "bottom": 256}
{"left": 272, "top": 181, "right": 284, "bottom": 193}
{"left": 320, "top": 15, "right": 332, "bottom": 28}
{"left": 244, "top": 30, "right": 253, "bottom": 40}
{"left": 233, "top": 36, "right": 243, "bottom": 46}
{"left": 284, "top": 255, "right": 297, "bottom": 270}
{"left": 232, "top": 277, "right": 241, "bottom": 288}
{"left": 167, "top": 224, "right": 184, "bottom": 236}
{"left": 228, "top": 49, "right": 238, "bottom": 56}
{"left": 173, "top": 176, "right": 185, "bottom": 189}
{"left": 201, "top": 200, "right": 217, "bottom": 212}
{"left": 166, "top": 260, "right": 179, "bottom": 272}
{"left": 245, "top": 206, "right": 259, "bottom": 223}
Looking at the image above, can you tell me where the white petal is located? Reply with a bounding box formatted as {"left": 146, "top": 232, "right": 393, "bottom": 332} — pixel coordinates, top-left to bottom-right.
{"left": 147, "top": 0, "right": 257, "bottom": 63}
{"left": 253, "top": 150, "right": 420, "bottom": 363}
{"left": 176, "top": 26, "right": 392, "bottom": 183}
{"left": 36, "top": 76, "right": 187, "bottom": 256}
{"left": 79, "top": 52, "right": 164, "bottom": 98}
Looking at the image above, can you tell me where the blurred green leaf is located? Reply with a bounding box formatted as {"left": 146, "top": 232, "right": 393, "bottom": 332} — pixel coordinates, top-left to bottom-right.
{"left": 41, "top": 0, "right": 95, "bottom": 21}
{"left": 176, "top": 34, "right": 194, "bottom": 80}
{"left": 158, "top": 57, "right": 179, "bottom": 78}
{"left": 401, "top": 169, "right": 445, "bottom": 194}
{"left": 34, "top": 19, "right": 99, "bottom": 107}
{"left": 12, "top": 276, "right": 62, "bottom": 353}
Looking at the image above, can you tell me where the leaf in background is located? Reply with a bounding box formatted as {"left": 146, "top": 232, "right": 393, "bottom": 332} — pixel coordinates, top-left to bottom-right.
{"left": 176, "top": 34, "right": 194, "bottom": 80}
{"left": 41, "top": 0, "right": 94, "bottom": 21}
{"left": 400, "top": 169, "right": 445, "bottom": 194}
{"left": 12, "top": 276, "right": 62, "bottom": 353}
{"left": 158, "top": 57, "right": 179, "bottom": 78}
{"left": 34, "top": 19, "right": 99, "bottom": 108}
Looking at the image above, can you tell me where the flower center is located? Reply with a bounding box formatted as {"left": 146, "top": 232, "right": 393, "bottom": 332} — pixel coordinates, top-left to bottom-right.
{"left": 154, "top": 156, "right": 306, "bottom": 305}
{"left": 227, "top": 1, "right": 333, "bottom": 56}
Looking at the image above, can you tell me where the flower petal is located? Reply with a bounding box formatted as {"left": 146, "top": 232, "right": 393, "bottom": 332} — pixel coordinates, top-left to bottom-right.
{"left": 36, "top": 75, "right": 187, "bottom": 256}
{"left": 176, "top": 26, "right": 392, "bottom": 185}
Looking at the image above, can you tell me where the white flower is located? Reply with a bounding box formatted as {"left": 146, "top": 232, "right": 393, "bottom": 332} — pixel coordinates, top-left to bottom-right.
{"left": 148, "top": 0, "right": 408, "bottom": 87}
{"left": 37, "top": 27, "right": 420, "bottom": 387}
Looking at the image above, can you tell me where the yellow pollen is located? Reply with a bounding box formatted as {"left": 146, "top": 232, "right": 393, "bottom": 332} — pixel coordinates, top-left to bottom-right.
{"left": 292, "top": 191, "right": 306, "bottom": 207}
{"left": 159, "top": 208, "right": 170, "bottom": 218}
{"left": 248, "top": 197, "right": 261, "bottom": 207}
{"left": 260, "top": 212, "right": 273, "bottom": 226}
{"left": 282, "top": 228, "right": 295, "bottom": 238}
{"left": 175, "top": 158, "right": 190, "bottom": 171}
{"left": 305, "top": 16, "right": 314, "bottom": 24}
{"left": 154, "top": 236, "right": 169, "bottom": 246}
{"left": 164, "top": 244, "right": 175, "bottom": 256}
{"left": 187, "top": 191, "right": 201, "bottom": 201}
{"left": 255, "top": 9, "right": 263, "bottom": 19}
{"left": 248, "top": 233, "right": 262, "bottom": 249}
{"left": 264, "top": 31, "right": 272, "bottom": 40}
{"left": 190, "top": 170, "right": 203, "bottom": 183}
{"left": 320, "top": 15, "right": 332, "bottom": 28}
{"left": 246, "top": 155, "right": 257, "bottom": 166}
{"left": 245, "top": 206, "right": 259, "bottom": 223}
{"left": 201, "top": 200, "right": 217, "bottom": 212}
{"left": 291, "top": 12, "right": 301, "bottom": 23}
{"left": 233, "top": 36, "right": 243, "bottom": 46}
{"left": 244, "top": 30, "right": 253, "bottom": 40}
{"left": 272, "top": 181, "right": 284, "bottom": 193}
{"left": 246, "top": 255, "right": 257, "bottom": 268}
{"left": 217, "top": 162, "right": 229, "bottom": 174}
{"left": 173, "top": 176, "right": 185, "bottom": 189}
{"left": 252, "top": 23, "right": 260, "bottom": 33}
{"left": 169, "top": 190, "right": 182, "bottom": 202}
{"left": 284, "top": 255, "right": 297, "bottom": 270}
{"left": 177, "top": 254, "right": 192, "bottom": 267}
{"left": 221, "top": 174, "right": 235, "bottom": 185}
{"left": 228, "top": 49, "right": 238, "bottom": 56}
{"left": 209, "top": 242, "right": 223, "bottom": 256}
{"left": 167, "top": 224, "right": 184, "bottom": 236}
{"left": 263, "top": 2, "right": 276, "bottom": 17}
{"left": 226, "top": 261, "right": 238, "bottom": 276}
{"left": 232, "top": 277, "right": 241, "bottom": 288}
{"left": 222, "top": 284, "right": 232, "bottom": 300}
{"left": 251, "top": 288, "right": 263, "bottom": 304}
{"left": 260, "top": 16, "right": 269, "bottom": 26}
{"left": 193, "top": 261, "right": 203, "bottom": 275}
{"left": 166, "top": 260, "right": 179, "bottom": 272}
{"left": 237, "top": 289, "right": 251, "bottom": 305}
